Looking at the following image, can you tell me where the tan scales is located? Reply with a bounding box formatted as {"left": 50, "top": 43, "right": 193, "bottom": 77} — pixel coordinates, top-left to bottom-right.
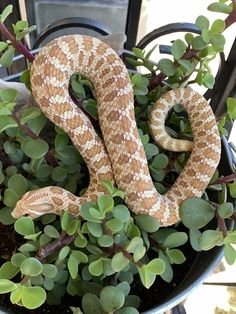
{"left": 11, "top": 35, "right": 221, "bottom": 226}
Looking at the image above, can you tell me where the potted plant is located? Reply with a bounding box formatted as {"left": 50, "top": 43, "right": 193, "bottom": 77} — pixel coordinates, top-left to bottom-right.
{"left": 0, "top": 2, "right": 236, "bottom": 313}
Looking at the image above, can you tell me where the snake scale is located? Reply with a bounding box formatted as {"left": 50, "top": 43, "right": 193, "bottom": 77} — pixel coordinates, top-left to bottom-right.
{"left": 11, "top": 35, "right": 221, "bottom": 226}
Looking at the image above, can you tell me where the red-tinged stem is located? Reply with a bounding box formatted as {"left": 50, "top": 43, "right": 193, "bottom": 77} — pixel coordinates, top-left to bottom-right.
{"left": 215, "top": 174, "right": 236, "bottom": 184}
{"left": 0, "top": 22, "right": 34, "bottom": 62}
{"left": 37, "top": 232, "right": 76, "bottom": 260}
{"left": 225, "top": 0, "right": 236, "bottom": 29}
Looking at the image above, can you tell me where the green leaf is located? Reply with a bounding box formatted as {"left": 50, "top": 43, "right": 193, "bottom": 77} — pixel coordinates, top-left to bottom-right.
{"left": 0, "top": 279, "right": 17, "bottom": 293}
{"left": 74, "top": 232, "right": 88, "bottom": 248}
{"left": 133, "top": 85, "right": 148, "bottom": 96}
{"left": 207, "top": 2, "right": 232, "bottom": 14}
{"left": 10, "top": 286, "right": 22, "bottom": 304}
{"left": 3, "top": 188, "right": 20, "bottom": 207}
{"left": 21, "top": 138, "right": 49, "bottom": 159}
{"left": 166, "top": 249, "right": 186, "bottom": 264}
{"left": 151, "top": 154, "right": 169, "bottom": 169}
{"left": 51, "top": 166, "right": 67, "bottom": 182}
{"left": 192, "top": 36, "right": 208, "bottom": 50}
{"left": 210, "top": 19, "right": 225, "bottom": 33}
{"left": 21, "top": 286, "right": 46, "bottom": 309}
{"left": 82, "top": 293, "right": 102, "bottom": 314}
{"left": 0, "top": 262, "right": 19, "bottom": 279}
{"left": 20, "top": 69, "right": 31, "bottom": 89}
{"left": 217, "top": 202, "right": 234, "bottom": 219}
{"left": 199, "top": 230, "right": 224, "bottom": 250}
{"left": 224, "top": 243, "right": 236, "bottom": 265}
{"left": 4, "top": 141, "right": 16, "bottom": 154}
{"left": 224, "top": 231, "right": 236, "bottom": 244}
{"left": 100, "top": 286, "right": 125, "bottom": 312}
{"left": 144, "top": 143, "right": 159, "bottom": 160}
{"left": 19, "top": 243, "right": 36, "bottom": 252}
{"left": 42, "top": 264, "right": 58, "bottom": 278}
{"left": 14, "top": 217, "right": 35, "bottom": 236}
{"left": 185, "top": 33, "right": 194, "bottom": 45}
{"left": 189, "top": 229, "right": 201, "bottom": 251}
{"left": 0, "top": 46, "right": 15, "bottom": 68}
{"left": 20, "top": 107, "right": 41, "bottom": 124}
{"left": 132, "top": 47, "right": 144, "bottom": 59}
{"left": 210, "top": 33, "right": 225, "bottom": 50}
{"left": 113, "top": 205, "right": 130, "bottom": 222}
{"left": 0, "top": 88, "right": 17, "bottom": 102}
{"left": 158, "top": 250, "right": 173, "bottom": 283}
{"left": 179, "top": 197, "right": 215, "bottom": 229}
{"left": 8, "top": 174, "right": 28, "bottom": 197}
{"left": 0, "top": 5, "right": 13, "bottom": 22}
{"left": 135, "top": 215, "right": 160, "bottom": 233}
{"left": 163, "top": 232, "right": 188, "bottom": 248}
{"left": 116, "top": 307, "right": 139, "bottom": 314}
{"left": 11, "top": 253, "right": 27, "bottom": 267}
{"left": 202, "top": 73, "right": 215, "bottom": 89}
{"left": 158, "top": 59, "right": 176, "bottom": 76}
{"left": 55, "top": 134, "right": 69, "bottom": 151}
{"left": 111, "top": 252, "right": 129, "bottom": 272}
{"left": 98, "top": 194, "right": 114, "bottom": 213}
{"left": 13, "top": 20, "right": 28, "bottom": 32}
{"left": 0, "top": 207, "right": 15, "bottom": 225}
{"left": 89, "top": 259, "right": 103, "bottom": 276}
{"left": 20, "top": 257, "right": 43, "bottom": 276}
{"left": 195, "top": 15, "right": 210, "bottom": 30}
{"left": 126, "top": 237, "right": 143, "bottom": 253}
{"left": 171, "top": 39, "right": 187, "bottom": 60}
{"left": 146, "top": 258, "right": 165, "bottom": 275}
{"left": 227, "top": 97, "right": 236, "bottom": 119}
{"left": 87, "top": 221, "right": 102, "bottom": 237}
{"left": 116, "top": 282, "right": 130, "bottom": 297}
{"left": 202, "top": 29, "right": 210, "bottom": 43}
{"left": 98, "top": 235, "right": 113, "bottom": 247}
{"left": 178, "top": 59, "right": 193, "bottom": 72}
{"left": 68, "top": 255, "right": 79, "bottom": 279}
{"left": 44, "top": 225, "right": 60, "bottom": 239}
{"left": 229, "top": 181, "right": 236, "bottom": 198}
{"left": 0, "top": 115, "right": 17, "bottom": 132}
{"left": 57, "top": 246, "right": 70, "bottom": 263}
{"left": 106, "top": 219, "right": 123, "bottom": 233}
{"left": 127, "top": 223, "right": 141, "bottom": 238}
{"left": 0, "top": 41, "right": 7, "bottom": 52}
{"left": 80, "top": 202, "right": 100, "bottom": 223}
{"left": 138, "top": 265, "right": 156, "bottom": 289}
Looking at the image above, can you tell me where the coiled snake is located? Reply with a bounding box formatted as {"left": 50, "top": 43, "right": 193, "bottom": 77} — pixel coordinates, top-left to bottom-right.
{"left": 11, "top": 35, "right": 221, "bottom": 226}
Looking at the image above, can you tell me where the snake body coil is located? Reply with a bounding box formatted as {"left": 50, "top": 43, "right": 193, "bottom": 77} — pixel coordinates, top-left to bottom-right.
{"left": 12, "top": 35, "right": 221, "bottom": 226}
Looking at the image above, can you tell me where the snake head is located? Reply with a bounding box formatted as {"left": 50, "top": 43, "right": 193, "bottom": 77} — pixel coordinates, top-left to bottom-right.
{"left": 11, "top": 188, "right": 54, "bottom": 219}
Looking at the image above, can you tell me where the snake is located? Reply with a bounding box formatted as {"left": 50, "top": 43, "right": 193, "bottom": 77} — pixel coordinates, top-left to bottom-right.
{"left": 11, "top": 35, "right": 221, "bottom": 227}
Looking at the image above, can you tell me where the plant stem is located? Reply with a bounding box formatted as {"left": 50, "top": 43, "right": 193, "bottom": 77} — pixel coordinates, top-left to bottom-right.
{"left": 113, "top": 243, "right": 143, "bottom": 268}
{"left": 0, "top": 22, "right": 34, "bottom": 62}
{"left": 216, "top": 212, "right": 228, "bottom": 237}
{"left": 225, "top": 0, "right": 236, "bottom": 29}
{"left": 37, "top": 232, "right": 76, "bottom": 260}
{"left": 11, "top": 112, "right": 59, "bottom": 167}
{"left": 215, "top": 173, "right": 236, "bottom": 184}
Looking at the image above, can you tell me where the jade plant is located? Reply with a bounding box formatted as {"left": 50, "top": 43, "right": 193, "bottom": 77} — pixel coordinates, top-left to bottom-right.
{"left": 0, "top": 2, "right": 236, "bottom": 313}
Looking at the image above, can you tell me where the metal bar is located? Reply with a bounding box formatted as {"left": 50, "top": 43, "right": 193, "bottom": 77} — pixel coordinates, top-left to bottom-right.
{"left": 33, "top": 17, "right": 111, "bottom": 48}
{"left": 125, "top": 0, "right": 142, "bottom": 50}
